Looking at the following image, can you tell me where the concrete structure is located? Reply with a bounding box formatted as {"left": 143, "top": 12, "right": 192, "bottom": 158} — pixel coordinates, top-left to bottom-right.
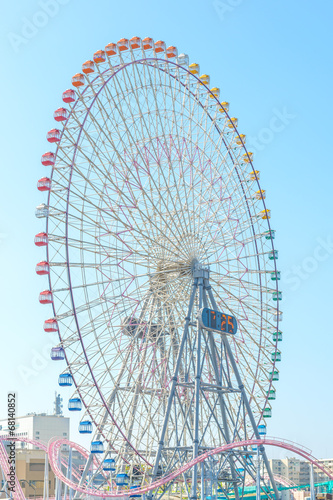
{"left": 294, "top": 492, "right": 310, "bottom": 500}
{"left": 0, "top": 448, "right": 86, "bottom": 500}
{"left": 15, "top": 449, "right": 56, "bottom": 499}
{"left": 269, "top": 458, "right": 310, "bottom": 486}
{"left": 268, "top": 457, "right": 333, "bottom": 500}
{"left": 313, "top": 460, "right": 333, "bottom": 483}
{"left": 269, "top": 457, "right": 333, "bottom": 487}
{"left": 0, "top": 413, "right": 69, "bottom": 449}
{"left": 0, "top": 413, "right": 69, "bottom": 450}
{"left": 269, "top": 458, "right": 311, "bottom": 500}
{"left": 0, "top": 413, "right": 71, "bottom": 499}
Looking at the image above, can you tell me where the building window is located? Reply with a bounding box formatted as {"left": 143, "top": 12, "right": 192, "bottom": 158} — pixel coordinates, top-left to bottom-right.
{"left": 29, "top": 463, "right": 44, "bottom": 471}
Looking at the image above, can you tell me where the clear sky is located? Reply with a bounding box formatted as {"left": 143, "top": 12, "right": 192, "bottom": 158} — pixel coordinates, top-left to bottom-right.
{"left": 0, "top": 0, "right": 332, "bottom": 460}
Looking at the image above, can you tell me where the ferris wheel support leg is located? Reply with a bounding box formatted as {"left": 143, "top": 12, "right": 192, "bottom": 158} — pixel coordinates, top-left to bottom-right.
{"left": 256, "top": 447, "right": 261, "bottom": 500}
{"left": 222, "top": 337, "right": 279, "bottom": 500}
{"left": 68, "top": 451, "right": 73, "bottom": 500}
{"left": 43, "top": 453, "right": 49, "bottom": 500}
{"left": 55, "top": 451, "right": 62, "bottom": 500}
{"left": 148, "top": 278, "right": 199, "bottom": 499}
{"left": 310, "top": 464, "right": 315, "bottom": 500}
{"left": 63, "top": 447, "right": 72, "bottom": 500}
{"left": 73, "top": 453, "right": 93, "bottom": 499}
{"left": 205, "top": 284, "right": 280, "bottom": 500}
{"left": 1, "top": 469, "right": 9, "bottom": 499}
{"left": 190, "top": 276, "right": 204, "bottom": 500}
{"left": 201, "top": 463, "right": 205, "bottom": 500}
{"left": 204, "top": 282, "right": 240, "bottom": 500}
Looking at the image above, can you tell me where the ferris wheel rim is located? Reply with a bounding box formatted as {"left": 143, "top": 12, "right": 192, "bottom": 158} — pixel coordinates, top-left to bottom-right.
{"left": 44, "top": 50, "right": 281, "bottom": 459}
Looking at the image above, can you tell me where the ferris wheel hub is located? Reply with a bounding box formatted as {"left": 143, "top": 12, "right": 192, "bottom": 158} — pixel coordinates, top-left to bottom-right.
{"left": 192, "top": 263, "right": 210, "bottom": 279}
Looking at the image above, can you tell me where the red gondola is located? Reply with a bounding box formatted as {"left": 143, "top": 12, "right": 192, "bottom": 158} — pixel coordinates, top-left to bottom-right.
{"left": 39, "top": 290, "right": 53, "bottom": 304}
{"left": 62, "top": 89, "right": 76, "bottom": 103}
{"left": 41, "top": 152, "right": 55, "bottom": 166}
{"left": 34, "top": 233, "right": 48, "bottom": 247}
{"left": 35, "top": 261, "right": 50, "bottom": 275}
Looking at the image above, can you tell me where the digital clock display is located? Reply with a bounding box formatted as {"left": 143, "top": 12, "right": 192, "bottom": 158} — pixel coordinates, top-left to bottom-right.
{"left": 200, "top": 308, "right": 237, "bottom": 335}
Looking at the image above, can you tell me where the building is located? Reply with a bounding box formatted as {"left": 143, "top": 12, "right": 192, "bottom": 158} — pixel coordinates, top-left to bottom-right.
{"left": 313, "top": 460, "right": 333, "bottom": 483}
{"left": 269, "top": 457, "right": 333, "bottom": 487}
{"left": 269, "top": 458, "right": 310, "bottom": 486}
{"left": 0, "top": 411, "right": 71, "bottom": 499}
{"left": 9, "top": 449, "right": 85, "bottom": 499}
{"left": 0, "top": 413, "right": 69, "bottom": 449}
{"left": 15, "top": 449, "right": 56, "bottom": 499}
{"left": 269, "top": 457, "right": 333, "bottom": 500}
{"left": 269, "top": 458, "right": 311, "bottom": 500}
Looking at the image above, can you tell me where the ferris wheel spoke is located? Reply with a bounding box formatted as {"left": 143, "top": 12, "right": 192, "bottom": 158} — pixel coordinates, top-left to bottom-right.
{"left": 115, "top": 93, "right": 192, "bottom": 245}
{"left": 98, "top": 71, "right": 184, "bottom": 231}
{"left": 136, "top": 63, "right": 198, "bottom": 238}
{"left": 159, "top": 69, "right": 203, "bottom": 238}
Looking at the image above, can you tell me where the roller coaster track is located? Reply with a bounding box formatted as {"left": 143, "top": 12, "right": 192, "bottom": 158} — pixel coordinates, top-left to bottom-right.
{"left": 1, "top": 436, "right": 333, "bottom": 499}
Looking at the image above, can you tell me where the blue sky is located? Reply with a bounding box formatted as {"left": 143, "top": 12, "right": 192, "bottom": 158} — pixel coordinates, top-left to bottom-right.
{"left": 0, "top": 0, "right": 333, "bottom": 459}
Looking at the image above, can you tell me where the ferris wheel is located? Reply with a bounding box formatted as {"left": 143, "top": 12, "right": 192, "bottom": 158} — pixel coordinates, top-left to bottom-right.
{"left": 35, "top": 36, "right": 282, "bottom": 500}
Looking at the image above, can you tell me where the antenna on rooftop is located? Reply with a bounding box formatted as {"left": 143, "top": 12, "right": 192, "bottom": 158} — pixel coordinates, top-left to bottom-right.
{"left": 54, "top": 392, "right": 63, "bottom": 416}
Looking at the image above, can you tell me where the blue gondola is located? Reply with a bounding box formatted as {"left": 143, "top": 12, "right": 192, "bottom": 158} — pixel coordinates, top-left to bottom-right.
{"left": 103, "top": 458, "right": 116, "bottom": 471}
{"left": 68, "top": 397, "right": 82, "bottom": 411}
{"left": 91, "top": 440, "right": 104, "bottom": 454}
{"left": 79, "top": 420, "right": 93, "bottom": 434}
{"left": 258, "top": 424, "right": 267, "bottom": 436}
{"left": 115, "top": 473, "right": 129, "bottom": 486}
{"left": 51, "top": 347, "right": 65, "bottom": 361}
{"left": 129, "top": 486, "right": 141, "bottom": 498}
{"left": 58, "top": 373, "right": 73, "bottom": 387}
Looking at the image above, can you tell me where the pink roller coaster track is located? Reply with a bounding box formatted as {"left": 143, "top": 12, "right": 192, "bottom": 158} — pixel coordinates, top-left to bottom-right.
{"left": 0, "top": 436, "right": 110, "bottom": 500}
{"left": 0, "top": 440, "right": 26, "bottom": 500}
{"left": 245, "top": 474, "right": 298, "bottom": 490}
{"left": 1, "top": 436, "right": 333, "bottom": 499}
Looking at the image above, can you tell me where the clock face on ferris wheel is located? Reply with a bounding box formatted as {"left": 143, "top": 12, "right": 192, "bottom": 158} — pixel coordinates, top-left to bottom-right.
{"left": 200, "top": 307, "right": 238, "bottom": 335}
